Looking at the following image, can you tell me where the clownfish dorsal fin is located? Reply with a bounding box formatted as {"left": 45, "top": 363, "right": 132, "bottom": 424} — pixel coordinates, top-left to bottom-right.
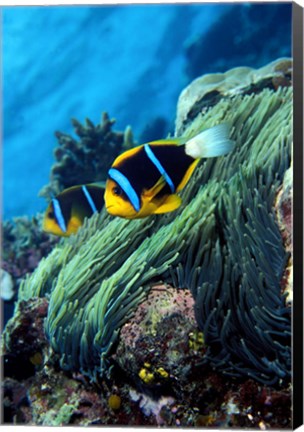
{"left": 90, "top": 181, "right": 106, "bottom": 189}
{"left": 153, "top": 194, "right": 182, "bottom": 214}
{"left": 148, "top": 138, "right": 183, "bottom": 146}
{"left": 142, "top": 176, "right": 166, "bottom": 201}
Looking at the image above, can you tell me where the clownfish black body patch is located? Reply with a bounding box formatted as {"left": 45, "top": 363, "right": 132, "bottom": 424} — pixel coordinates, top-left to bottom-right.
{"left": 108, "top": 143, "right": 195, "bottom": 211}
{"left": 105, "top": 123, "right": 235, "bottom": 219}
{"left": 43, "top": 184, "right": 105, "bottom": 237}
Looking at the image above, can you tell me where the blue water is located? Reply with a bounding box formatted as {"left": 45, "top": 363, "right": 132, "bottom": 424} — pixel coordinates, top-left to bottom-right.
{"left": 2, "top": 3, "right": 292, "bottom": 220}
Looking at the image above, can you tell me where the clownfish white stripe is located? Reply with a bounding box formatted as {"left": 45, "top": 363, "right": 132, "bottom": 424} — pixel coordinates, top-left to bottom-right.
{"left": 185, "top": 123, "right": 235, "bottom": 159}
{"left": 108, "top": 168, "right": 141, "bottom": 212}
{"left": 82, "top": 185, "right": 98, "bottom": 214}
{"left": 52, "top": 198, "right": 67, "bottom": 233}
{"left": 144, "top": 144, "right": 175, "bottom": 193}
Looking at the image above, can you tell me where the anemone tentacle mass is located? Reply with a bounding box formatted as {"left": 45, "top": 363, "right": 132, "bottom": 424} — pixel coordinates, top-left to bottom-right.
{"left": 18, "top": 60, "right": 292, "bottom": 384}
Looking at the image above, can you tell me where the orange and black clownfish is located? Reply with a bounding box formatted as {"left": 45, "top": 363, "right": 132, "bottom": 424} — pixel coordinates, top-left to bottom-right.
{"left": 104, "top": 124, "right": 235, "bottom": 219}
{"left": 43, "top": 184, "right": 105, "bottom": 237}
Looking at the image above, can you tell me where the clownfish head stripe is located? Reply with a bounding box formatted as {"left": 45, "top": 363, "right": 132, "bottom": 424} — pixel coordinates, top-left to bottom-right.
{"left": 82, "top": 185, "right": 98, "bottom": 214}
{"left": 108, "top": 167, "right": 141, "bottom": 212}
{"left": 144, "top": 144, "right": 175, "bottom": 193}
{"left": 52, "top": 197, "right": 67, "bottom": 233}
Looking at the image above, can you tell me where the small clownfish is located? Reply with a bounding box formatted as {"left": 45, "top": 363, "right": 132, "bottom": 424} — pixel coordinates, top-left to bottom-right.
{"left": 43, "top": 184, "right": 105, "bottom": 237}
{"left": 104, "top": 124, "right": 235, "bottom": 219}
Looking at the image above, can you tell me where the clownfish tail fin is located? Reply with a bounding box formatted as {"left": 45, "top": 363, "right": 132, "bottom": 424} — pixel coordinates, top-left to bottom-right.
{"left": 185, "top": 123, "right": 235, "bottom": 159}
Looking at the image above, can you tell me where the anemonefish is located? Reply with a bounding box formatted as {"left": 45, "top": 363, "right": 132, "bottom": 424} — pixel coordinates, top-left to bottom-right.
{"left": 43, "top": 184, "right": 105, "bottom": 237}
{"left": 105, "top": 124, "right": 235, "bottom": 219}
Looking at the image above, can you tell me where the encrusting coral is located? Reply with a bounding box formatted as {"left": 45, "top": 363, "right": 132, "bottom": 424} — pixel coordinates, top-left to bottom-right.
{"left": 175, "top": 57, "right": 292, "bottom": 134}
{"left": 39, "top": 112, "right": 135, "bottom": 199}
{"left": 15, "top": 59, "right": 292, "bottom": 387}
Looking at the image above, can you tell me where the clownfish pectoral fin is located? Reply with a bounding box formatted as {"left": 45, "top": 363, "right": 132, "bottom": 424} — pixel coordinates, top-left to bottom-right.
{"left": 142, "top": 176, "right": 167, "bottom": 201}
{"left": 153, "top": 194, "right": 182, "bottom": 214}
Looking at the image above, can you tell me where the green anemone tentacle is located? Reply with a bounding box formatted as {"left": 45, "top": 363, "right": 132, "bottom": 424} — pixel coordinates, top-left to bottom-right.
{"left": 18, "top": 86, "right": 292, "bottom": 383}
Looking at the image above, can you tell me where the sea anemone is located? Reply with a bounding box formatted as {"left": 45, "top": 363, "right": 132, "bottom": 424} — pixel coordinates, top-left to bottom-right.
{"left": 16, "top": 64, "right": 291, "bottom": 385}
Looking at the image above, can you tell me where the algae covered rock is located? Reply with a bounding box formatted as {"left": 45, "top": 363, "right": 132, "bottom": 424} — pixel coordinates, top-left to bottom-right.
{"left": 2, "top": 298, "right": 49, "bottom": 380}
{"left": 11, "top": 58, "right": 292, "bottom": 394}
{"left": 113, "top": 285, "right": 204, "bottom": 396}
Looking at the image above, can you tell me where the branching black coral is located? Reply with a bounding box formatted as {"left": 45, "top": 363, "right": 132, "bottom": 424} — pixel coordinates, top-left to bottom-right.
{"left": 39, "top": 112, "right": 135, "bottom": 199}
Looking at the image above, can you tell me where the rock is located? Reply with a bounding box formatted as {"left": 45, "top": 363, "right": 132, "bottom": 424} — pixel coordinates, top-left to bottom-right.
{"left": 2, "top": 298, "right": 49, "bottom": 381}
{"left": 274, "top": 166, "right": 292, "bottom": 304}
{"left": 112, "top": 285, "right": 207, "bottom": 398}
{"left": 275, "top": 166, "right": 292, "bottom": 251}
{"left": 175, "top": 58, "right": 292, "bottom": 134}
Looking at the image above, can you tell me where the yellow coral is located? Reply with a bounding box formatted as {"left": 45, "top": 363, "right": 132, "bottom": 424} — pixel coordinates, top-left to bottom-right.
{"left": 108, "top": 394, "right": 121, "bottom": 411}
{"left": 156, "top": 367, "right": 169, "bottom": 379}
{"left": 29, "top": 352, "right": 43, "bottom": 366}
{"left": 189, "top": 331, "right": 205, "bottom": 351}
{"left": 138, "top": 368, "right": 154, "bottom": 384}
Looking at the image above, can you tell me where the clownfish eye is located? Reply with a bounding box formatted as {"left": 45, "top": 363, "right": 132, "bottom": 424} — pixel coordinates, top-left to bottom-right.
{"left": 112, "top": 186, "right": 122, "bottom": 196}
{"left": 48, "top": 211, "right": 55, "bottom": 219}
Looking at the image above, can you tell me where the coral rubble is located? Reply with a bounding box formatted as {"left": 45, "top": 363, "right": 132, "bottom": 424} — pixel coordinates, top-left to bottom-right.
{"left": 2, "top": 58, "right": 292, "bottom": 426}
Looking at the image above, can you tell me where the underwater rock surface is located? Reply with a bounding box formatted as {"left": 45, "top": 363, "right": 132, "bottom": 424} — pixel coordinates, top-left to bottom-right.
{"left": 2, "top": 295, "right": 291, "bottom": 427}
{"left": 113, "top": 285, "right": 204, "bottom": 395}
{"left": 2, "top": 58, "right": 292, "bottom": 426}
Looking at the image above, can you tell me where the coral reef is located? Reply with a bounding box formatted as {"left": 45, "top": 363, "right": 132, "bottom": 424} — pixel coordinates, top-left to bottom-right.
{"left": 39, "top": 112, "right": 135, "bottom": 199}
{"left": 16, "top": 67, "right": 292, "bottom": 386}
{"left": 113, "top": 285, "right": 203, "bottom": 396}
{"left": 1, "top": 215, "right": 59, "bottom": 283}
{"left": 2, "top": 298, "right": 49, "bottom": 380}
{"left": 1, "top": 292, "right": 291, "bottom": 427}
{"left": 176, "top": 57, "right": 292, "bottom": 134}
{"left": 1, "top": 215, "right": 59, "bottom": 325}
{"left": 3, "top": 58, "right": 292, "bottom": 426}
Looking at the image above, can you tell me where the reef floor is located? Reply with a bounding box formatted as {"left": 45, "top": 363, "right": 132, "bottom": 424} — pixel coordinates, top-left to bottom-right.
{"left": 2, "top": 291, "right": 291, "bottom": 427}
